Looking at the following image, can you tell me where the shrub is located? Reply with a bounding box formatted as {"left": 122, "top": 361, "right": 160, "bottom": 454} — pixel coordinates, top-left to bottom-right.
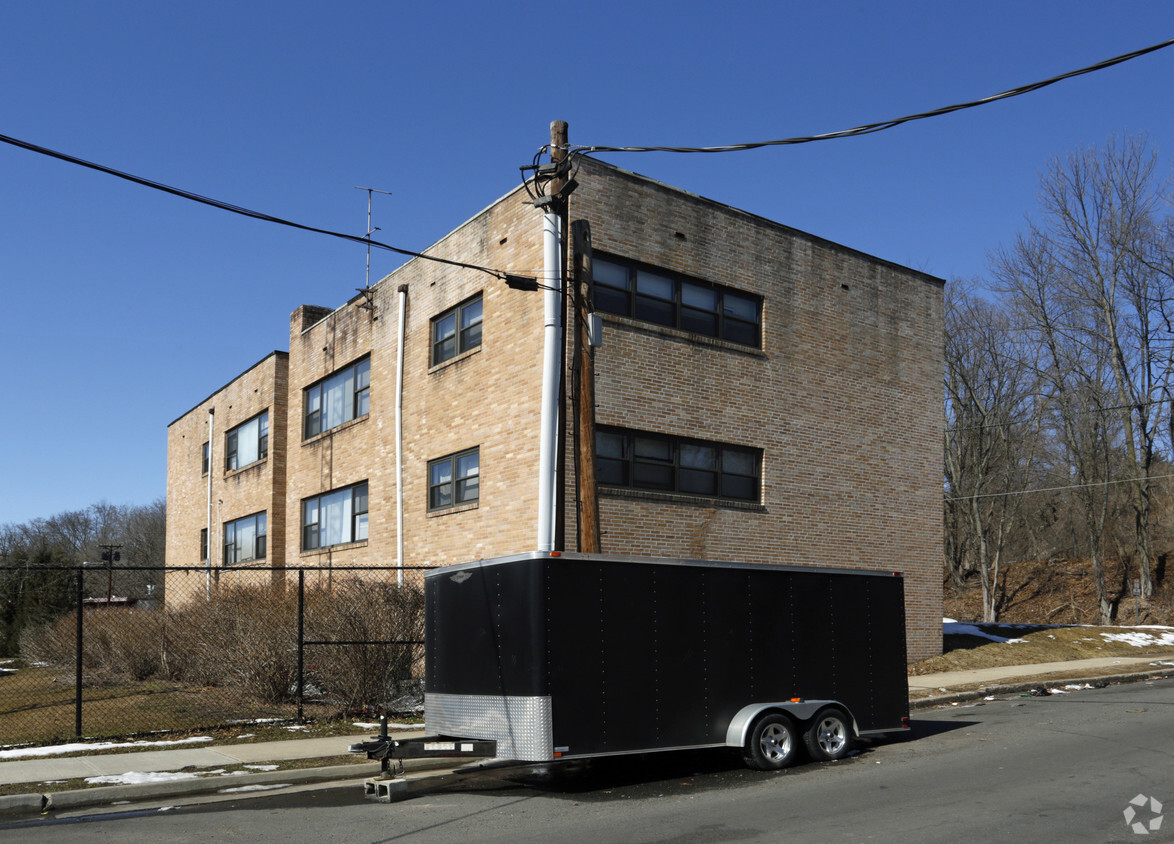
{"left": 302, "top": 577, "right": 424, "bottom": 712}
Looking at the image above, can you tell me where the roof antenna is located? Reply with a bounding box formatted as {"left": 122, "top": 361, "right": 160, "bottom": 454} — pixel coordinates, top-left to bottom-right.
{"left": 355, "top": 186, "right": 392, "bottom": 289}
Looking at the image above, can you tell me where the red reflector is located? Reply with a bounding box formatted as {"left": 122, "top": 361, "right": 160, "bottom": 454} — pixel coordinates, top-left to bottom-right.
{"left": 553, "top": 752, "right": 562, "bottom": 757}
{"left": 550, "top": 551, "right": 562, "bottom": 557}
{"left": 892, "top": 571, "right": 902, "bottom": 577}
{"left": 790, "top": 697, "right": 802, "bottom": 703}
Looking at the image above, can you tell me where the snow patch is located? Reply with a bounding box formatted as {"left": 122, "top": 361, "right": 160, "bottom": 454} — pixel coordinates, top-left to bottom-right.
{"left": 1101, "top": 630, "right": 1174, "bottom": 648}
{"left": 0, "top": 736, "right": 213, "bottom": 760}
{"left": 944, "top": 622, "right": 1035, "bottom": 644}
{"left": 219, "top": 783, "right": 292, "bottom": 794}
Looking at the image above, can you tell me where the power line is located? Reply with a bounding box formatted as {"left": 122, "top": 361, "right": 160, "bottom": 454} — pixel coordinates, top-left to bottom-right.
{"left": 945, "top": 471, "right": 1174, "bottom": 502}
{"left": 0, "top": 132, "right": 524, "bottom": 283}
{"left": 946, "top": 396, "right": 1172, "bottom": 434}
{"left": 568, "top": 37, "right": 1174, "bottom": 157}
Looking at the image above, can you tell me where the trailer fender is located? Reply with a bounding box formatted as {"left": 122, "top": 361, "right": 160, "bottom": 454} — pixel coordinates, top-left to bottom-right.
{"left": 725, "top": 702, "right": 858, "bottom": 748}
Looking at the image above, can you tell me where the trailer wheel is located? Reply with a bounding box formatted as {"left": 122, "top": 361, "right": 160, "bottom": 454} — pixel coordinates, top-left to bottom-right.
{"left": 742, "top": 713, "right": 800, "bottom": 770}
{"left": 803, "top": 708, "right": 853, "bottom": 762}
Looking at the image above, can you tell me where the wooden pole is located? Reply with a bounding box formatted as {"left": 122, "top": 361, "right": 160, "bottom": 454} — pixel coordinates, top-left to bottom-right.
{"left": 550, "top": 121, "right": 569, "bottom": 552}
{"left": 572, "top": 220, "right": 602, "bottom": 552}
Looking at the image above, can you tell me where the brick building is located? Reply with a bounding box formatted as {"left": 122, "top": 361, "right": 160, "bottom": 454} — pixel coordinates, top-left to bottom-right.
{"left": 166, "top": 158, "right": 944, "bottom": 660}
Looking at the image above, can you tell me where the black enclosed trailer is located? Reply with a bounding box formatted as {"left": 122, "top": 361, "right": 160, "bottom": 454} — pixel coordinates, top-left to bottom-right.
{"left": 362, "top": 552, "right": 910, "bottom": 774}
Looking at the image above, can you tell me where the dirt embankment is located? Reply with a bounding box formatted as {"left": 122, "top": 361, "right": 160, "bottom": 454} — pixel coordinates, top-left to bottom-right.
{"left": 944, "top": 557, "right": 1173, "bottom": 627}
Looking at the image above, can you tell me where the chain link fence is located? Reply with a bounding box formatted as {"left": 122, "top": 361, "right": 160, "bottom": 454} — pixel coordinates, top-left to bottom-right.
{"left": 0, "top": 565, "right": 426, "bottom": 747}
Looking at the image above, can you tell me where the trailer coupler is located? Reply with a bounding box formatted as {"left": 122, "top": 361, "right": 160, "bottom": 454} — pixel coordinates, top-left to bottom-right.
{"left": 350, "top": 716, "right": 498, "bottom": 802}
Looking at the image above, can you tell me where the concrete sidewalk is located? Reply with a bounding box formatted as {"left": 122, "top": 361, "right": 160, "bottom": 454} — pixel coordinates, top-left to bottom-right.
{"left": 0, "top": 733, "right": 395, "bottom": 787}
{"left": 3, "top": 654, "right": 1174, "bottom": 819}
{"left": 907, "top": 653, "right": 1174, "bottom": 695}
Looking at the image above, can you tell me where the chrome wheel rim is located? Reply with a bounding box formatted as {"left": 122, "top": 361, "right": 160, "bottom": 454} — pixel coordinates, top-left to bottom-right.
{"left": 815, "top": 717, "right": 847, "bottom": 755}
{"left": 759, "top": 723, "right": 792, "bottom": 762}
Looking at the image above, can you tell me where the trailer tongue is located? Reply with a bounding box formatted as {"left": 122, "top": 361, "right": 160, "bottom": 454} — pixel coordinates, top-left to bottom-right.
{"left": 354, "top": 552, "right": 909, "bottom": 795}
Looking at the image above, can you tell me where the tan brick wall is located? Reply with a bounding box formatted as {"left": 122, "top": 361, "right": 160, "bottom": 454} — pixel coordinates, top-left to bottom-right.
{"left": 165, "top": 352, "right": 288, "bottom": 599}
{"left": 164, "top": 160, "right": 944, "bottom": 660}
{"left": 284, "top": 185, "right": 546, "bottom": 571}
{"left": 565, "top": 161, "right": 944, "bottom": 660}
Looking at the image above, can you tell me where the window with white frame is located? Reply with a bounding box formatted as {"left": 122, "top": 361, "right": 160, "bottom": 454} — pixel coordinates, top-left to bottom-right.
{"left": 428, "top": 448, "right": 479, "bottom": 510}
{"left": 201, "top": 442, "right": 209, "bottom": 475}
{"left": 593, "top": 255, "right": 761, "bottom": 347}
{"left": 225, "top": 411, "right": 268, "bottom": 471}
{"left": 304, "top": 356, "right": 370, "bottom": 439}
{"left": 200, "top": 528, "right": 208, "bottom": 561}
{"left": 596, "top": 426, "right": 761, "bottom": 502}
{"left": 223, "top": 512, "right": 266, "bottom": 565}
{"left": 302, "top": 481, "right": 368, "bottom": 550}
{"left": 431, "top": 295, "right": 483, "bottom": 365}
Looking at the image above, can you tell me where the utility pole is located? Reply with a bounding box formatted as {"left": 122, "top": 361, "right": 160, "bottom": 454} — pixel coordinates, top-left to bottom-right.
{"left": 99, "top": 544, "right": 122, "bottom": 605}
{"left": 572, "top": 219, "right": 601, "bottom": 552}
{"left": 551, "top": 121, "right": 570, "bottom": 552}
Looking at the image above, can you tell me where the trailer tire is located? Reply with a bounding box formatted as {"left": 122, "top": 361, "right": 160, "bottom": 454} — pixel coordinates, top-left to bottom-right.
{"left": 742, "top": 713, "right": 800, "bottom": 770}
{"left": 803, "top": 708, "right": 853, "bottom": 762}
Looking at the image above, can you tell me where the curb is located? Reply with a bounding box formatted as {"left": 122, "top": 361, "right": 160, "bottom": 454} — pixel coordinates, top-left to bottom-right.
{"left": 0, "top": 755, "right": 460, "bottom": 820}
{"left": 909, "top": 664, "right": 1174, "bottom": 710}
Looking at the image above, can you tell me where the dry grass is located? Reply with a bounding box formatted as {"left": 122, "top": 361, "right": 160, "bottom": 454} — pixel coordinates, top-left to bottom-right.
{"left": 909, "top": 625, "right": 1174, "bottom": 676}
{"left": 0, "top": 663, "right": 307, "bottom": 746}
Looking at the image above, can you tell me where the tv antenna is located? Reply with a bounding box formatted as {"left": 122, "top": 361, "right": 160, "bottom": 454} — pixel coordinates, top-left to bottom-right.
{"left": 356, "top": 186, "right": 392, "bottom": 289}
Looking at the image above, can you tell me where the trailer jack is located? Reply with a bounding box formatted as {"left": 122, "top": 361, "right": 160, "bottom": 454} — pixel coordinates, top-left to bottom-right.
{"left": 349, "top": 716, "right": 498, "bottom": 802}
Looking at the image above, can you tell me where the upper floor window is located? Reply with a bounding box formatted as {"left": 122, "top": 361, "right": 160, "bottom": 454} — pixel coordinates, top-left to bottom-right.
{"left": 303, "top": 481, "right": 368, "bottom": 550}
{"left": 225, "top": 411, "right": 268, "bottom": 471}
{"left": 428, "top": 448, "right": 479, "bottom": 510}
{"left": 593, "top": 255, "right": 761, "bottom": 347}
{"left": 200, "top": 528, "right": 208, "bottom": 561}
{"left": 224, "top": 511, "right": 266, "bottom": 565}
{"left": 201, "top": 442, "right": 209, "bottom": 475}
{"left": 596, "top": 426, "right": 761, "bottom": 502}
{"left": 304, "top": 357, "right": 370, "bottom": 439}
{"left": 432, "top": 294, "right": 483, "bottom": 365}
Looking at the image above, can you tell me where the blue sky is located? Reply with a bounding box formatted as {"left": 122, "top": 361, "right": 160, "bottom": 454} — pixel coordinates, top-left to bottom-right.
{"left": 1, "top": 1, "right": 1173, "bottom": 527}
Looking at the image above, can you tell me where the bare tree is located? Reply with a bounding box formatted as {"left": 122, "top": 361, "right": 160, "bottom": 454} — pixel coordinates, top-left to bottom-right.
{"left": 944, "top": 284, "right": 1044, "bottom": 620}
{"left": 1025, "top": 136, "right": 1173, "bottom": 598}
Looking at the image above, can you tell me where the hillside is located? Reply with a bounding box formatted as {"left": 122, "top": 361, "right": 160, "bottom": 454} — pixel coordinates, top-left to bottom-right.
{"left": 943, "top": 557, "right": 1174, "bottom": 627}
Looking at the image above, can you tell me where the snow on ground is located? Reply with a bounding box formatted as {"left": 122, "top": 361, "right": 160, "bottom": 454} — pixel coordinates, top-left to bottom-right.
{"left": 351, "top": 721, "right": 417, "bottom": 730}
{"left": 87, "top": 769, "right": 227, "bottom": 785}
{"left": 0, "top": 736, "right": 213, "bottom": 760}
{"left": 943, "top": 621, "right": 1029, "bottom": 644}
{"left": 218, "top": 783, "right": 291, "bottom": 794}
{"left": 1100, "top": 627, "right": 1174, "bottom": 648}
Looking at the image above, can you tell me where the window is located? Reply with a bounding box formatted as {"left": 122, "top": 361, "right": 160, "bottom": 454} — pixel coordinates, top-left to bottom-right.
{"left": 428, "top": 448, "right": 479, "bottom": 510}
{"left": 201, "top": 442, "right": 209, "bottom": 475}
{"left": 225, "top": 411, "right": 268, "bottom": 471}
{"left": 223, "top": 512, "right": 266, "bottom": 565}
{"left": 593, "top": 255, "right": 761, "bottom": 347}
{"left": 200, "top": 528, "right": 208, "bottom": 561}
{"left": 431, "top": 295, "right": 483, "bottom": 365}
{"left": 304, "top": 357, "right": 370, "bottom": 439}
{"left": 596, "top": 427, "right": 761, "bottom": 502}
{"left": 303, "top": 482, "right": 368, "bottom": 550}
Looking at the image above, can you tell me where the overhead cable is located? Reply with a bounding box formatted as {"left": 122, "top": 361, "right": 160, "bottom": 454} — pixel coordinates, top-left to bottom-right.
{"left": 0, "top": 132, "right": 519, "bottom": 282}
{"left": 568, "top": 37, "right": 1174, "bottom": 157}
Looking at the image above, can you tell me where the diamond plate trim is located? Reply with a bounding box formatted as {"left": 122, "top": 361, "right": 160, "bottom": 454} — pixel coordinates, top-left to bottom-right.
{"left": 426, "top": 693, "right": 553, "bottom": 761}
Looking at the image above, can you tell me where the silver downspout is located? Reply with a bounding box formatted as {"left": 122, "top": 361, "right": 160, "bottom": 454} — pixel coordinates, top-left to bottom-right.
{"left": 396, "top": 284, "right": 408, "bottom": 587}
{"left": 536, "top": 212, "right": 563, "bottom": 551}
{"left": 206, "top": 408, "right": 214, "bottom": 601}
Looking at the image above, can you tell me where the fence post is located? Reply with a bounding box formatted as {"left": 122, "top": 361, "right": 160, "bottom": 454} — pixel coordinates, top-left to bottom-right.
{"left": 297, "top": 569, "right": 304, "bottom": 723}
{"left": 75, "top": 569, "right": 83, "bottom": 738}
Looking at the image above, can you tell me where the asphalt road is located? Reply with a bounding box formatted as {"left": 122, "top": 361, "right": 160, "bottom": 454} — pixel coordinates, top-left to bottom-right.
{"left": 5, "top": 677, "right": 1174, "bottom": 843}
